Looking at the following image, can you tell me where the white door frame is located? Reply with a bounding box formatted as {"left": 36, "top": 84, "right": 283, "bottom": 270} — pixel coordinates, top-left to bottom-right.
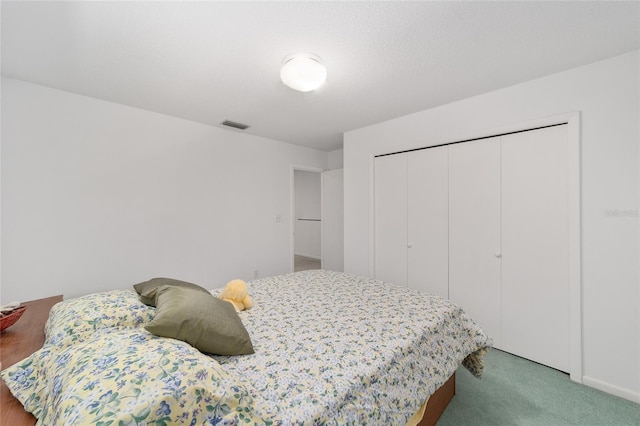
{"left": 290, "top": 165, "right": 324, "bottom": 273}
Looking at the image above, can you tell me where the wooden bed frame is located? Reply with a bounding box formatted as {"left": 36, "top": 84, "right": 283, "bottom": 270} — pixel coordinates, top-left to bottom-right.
{"left": 0, "top": 295, "right": 455, "bottom": 425}
{"left": 417, "top": 373, "right": 455, "bottom": 426}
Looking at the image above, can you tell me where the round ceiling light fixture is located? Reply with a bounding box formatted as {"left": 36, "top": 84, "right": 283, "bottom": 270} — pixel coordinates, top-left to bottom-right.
{"left": 280, "top": 53, "right": 327, "bottom": 92}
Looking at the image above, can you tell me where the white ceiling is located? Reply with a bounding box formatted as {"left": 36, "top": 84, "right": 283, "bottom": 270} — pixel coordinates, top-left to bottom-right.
{"left": 2, "top": 1, "right": 638, "bottom": 152}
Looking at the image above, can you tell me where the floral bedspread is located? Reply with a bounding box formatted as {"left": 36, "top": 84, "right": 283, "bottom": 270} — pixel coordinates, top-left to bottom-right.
{"left": 2, "top": 270, "right": 491, "bottom": 425}
{"left": 213, "top": 270, "right": 492, "bottom": 424}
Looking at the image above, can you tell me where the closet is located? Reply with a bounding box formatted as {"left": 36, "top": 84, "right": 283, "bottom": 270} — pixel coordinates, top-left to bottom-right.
{"left": 448, "top": 137, "right": 502, "bottom": 347}
{"left": 374, "top": 124, "right": 569, "bottom": 372}
{"left": 374, "top": 146, "right": 448, "bottom": 298}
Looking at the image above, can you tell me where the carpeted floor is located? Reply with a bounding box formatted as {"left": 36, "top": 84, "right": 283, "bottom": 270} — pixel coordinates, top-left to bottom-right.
{"left": 438, "top": 349, "right": 640, "bottom": 426}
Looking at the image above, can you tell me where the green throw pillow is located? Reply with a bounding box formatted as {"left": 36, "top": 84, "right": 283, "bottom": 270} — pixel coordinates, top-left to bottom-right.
{"left": 145, "top": 285, "right": 254, "bottom": 356}
{"left": 133, "top": 277, "right": 211, "bottom": 306}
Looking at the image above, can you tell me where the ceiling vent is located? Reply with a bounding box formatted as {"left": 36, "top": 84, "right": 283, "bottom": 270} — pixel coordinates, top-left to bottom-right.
{"left": 221, "top": 120, "right": 250, "bottom": 130}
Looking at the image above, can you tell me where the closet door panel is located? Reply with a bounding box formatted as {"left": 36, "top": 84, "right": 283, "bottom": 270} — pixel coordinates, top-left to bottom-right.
{"left": 501, "top": 125, "right": 569, "bottom": 372}
{"left": 374, "top": 153, "right": 408, "bottom": 286}
{"left": 449, "top": 137, "right": 502, "bottom": 346}
{"left": 407, "top": 147, "right": 448, "bottom": 298}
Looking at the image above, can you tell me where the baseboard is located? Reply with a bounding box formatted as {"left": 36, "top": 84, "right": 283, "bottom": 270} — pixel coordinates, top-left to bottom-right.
{"left": 294, "top": 253, "right": 321, "bottom": 260}
{"left": 582, "top": 376, "right": 640, "bottom": 404}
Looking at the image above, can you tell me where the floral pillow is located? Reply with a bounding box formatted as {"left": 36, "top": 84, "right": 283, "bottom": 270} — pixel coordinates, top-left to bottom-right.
{"left": 3, "top": 328, "right": 276, "bottom": 425}
{"left": 44, "top": 290, "right": 155, "bottom": 349}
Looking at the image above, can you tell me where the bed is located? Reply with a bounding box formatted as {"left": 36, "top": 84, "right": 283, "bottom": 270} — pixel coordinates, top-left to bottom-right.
{"left": 2, "top": 270, "right": 491, "bottom": 425}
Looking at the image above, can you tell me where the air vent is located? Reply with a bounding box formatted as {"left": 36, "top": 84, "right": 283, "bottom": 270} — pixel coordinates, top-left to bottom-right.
{"left": 221, "top": 120, "right": 250, "bottom": 130}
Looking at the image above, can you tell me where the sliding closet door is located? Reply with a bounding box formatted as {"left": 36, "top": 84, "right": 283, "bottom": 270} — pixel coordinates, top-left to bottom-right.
{"left": 501, "top": 125, "right": 569, "bottom": 372}
{"left": 449, "top": 137, "right": 502, "bottom": 346}
{"left": 407, "top": 147, "right": 448, "bottom": 298}
{"left": 374, "top": 153, "right": 407, "bottom": 286}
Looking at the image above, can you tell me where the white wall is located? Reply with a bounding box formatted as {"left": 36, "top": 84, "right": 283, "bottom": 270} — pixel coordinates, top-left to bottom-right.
{"left": 1, "top": 77, "right": 327, "bottom": 302}
{"left": 344, "top": 51, "right": 639, "bottom": 401}
{"left": 328, "top": 149, "right": 344, "bottom": 169}
{"left": 321, "top": 168, "right": 344, "bottom": 272}
{"left": 294, "top": 170, "right": 321, "bottom": 259}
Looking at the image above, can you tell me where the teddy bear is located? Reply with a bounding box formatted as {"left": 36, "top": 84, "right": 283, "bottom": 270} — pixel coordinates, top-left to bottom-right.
{"left": 219, "top": 279, "right": 255, "bottom": 312}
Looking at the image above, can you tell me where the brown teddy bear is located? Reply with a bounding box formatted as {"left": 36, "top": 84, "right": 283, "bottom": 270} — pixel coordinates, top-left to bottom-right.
{"left": 219, "top": 279, "right": 255, "bottom": 312}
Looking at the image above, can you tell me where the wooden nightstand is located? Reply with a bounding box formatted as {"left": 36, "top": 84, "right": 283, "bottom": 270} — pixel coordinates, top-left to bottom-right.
{"left": 0, "top": 295, "right": 62, "bottom": 425}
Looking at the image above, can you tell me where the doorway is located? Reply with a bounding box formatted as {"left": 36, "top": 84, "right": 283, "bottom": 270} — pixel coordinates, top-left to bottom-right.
{"left": 292, "top": 169, "right": 322, "bottom": 272}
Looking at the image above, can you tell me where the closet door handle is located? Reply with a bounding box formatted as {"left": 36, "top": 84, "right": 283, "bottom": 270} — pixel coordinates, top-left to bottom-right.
{"left": 495, "top": 252, "right": 502, "bottom": 258}
{"left": 407, "top": 244, "right": 413, "bottom": 248}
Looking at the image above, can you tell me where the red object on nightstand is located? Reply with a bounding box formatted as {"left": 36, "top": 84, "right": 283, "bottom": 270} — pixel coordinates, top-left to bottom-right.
{"left": 0, "top": 306, "right": 27, "bottom": 332}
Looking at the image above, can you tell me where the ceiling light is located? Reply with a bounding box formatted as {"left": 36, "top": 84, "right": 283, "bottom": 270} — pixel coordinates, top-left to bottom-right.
{"left": 280, "top": 53, "right": 327, "bottom": 92}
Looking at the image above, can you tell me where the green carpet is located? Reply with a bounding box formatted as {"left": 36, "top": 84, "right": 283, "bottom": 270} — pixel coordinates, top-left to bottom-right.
{"left": 438, "top": 349, "right": 640, "bottom": 426}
